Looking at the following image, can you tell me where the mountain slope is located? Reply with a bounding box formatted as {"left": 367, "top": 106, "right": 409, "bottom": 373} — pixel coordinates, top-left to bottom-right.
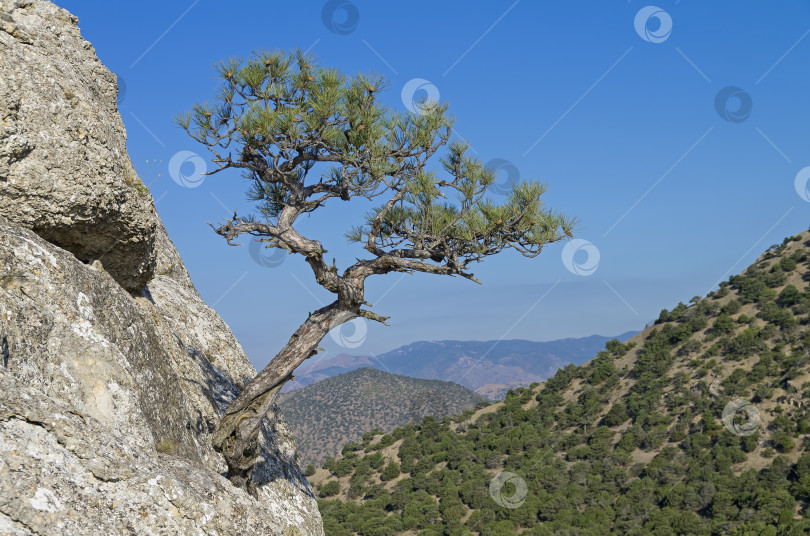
{"left": 311, "top": 230, "right": 810, "bottom": 535}
{"left": 285, "top": 332, "right": 638, "bottom": 398}
{"left": 277, "top": 368, "right": 487, "bottom": 465}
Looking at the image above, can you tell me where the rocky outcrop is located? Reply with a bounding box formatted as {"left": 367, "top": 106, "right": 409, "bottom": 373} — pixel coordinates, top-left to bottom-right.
{"left": 0, "top": 1, "right": 323, "bottom": 534}
{"left": 0, "top": 0, "right": 156, "bottom": 292}
{"left": 0, "top": 217, "right": 323, "bottom": 534}
{"left": 0, "top": 372, "right": 317, "bottom": 535}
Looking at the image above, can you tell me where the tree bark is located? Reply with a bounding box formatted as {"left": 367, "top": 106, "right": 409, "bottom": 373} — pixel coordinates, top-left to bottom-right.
{"left": 212, "top": 301, "right": 356, "bottom": 492}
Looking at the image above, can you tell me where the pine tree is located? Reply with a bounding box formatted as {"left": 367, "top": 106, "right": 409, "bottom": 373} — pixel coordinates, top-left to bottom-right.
{"left": 177, "top": 49, "right": 575, "bottom": 491}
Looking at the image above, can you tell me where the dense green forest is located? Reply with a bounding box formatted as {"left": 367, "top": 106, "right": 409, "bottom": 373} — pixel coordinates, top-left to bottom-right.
{"left": 309, "top": 231, "right": 810, "bottom": 535}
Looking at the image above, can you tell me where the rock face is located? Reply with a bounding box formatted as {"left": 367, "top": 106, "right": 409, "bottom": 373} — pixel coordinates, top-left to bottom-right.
{"left": 0, "top": 1, "right": 323, "bottom": 534}
{"left": 0, "top": 0, "right": 157, "bottom": 292}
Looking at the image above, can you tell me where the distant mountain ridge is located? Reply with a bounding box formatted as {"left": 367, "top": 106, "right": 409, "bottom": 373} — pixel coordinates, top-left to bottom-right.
{"left": 277, "top": 367, "right": 485, "bottom": 464}
{"left": 286, "top": 332, "right": 638, "bottom": 399}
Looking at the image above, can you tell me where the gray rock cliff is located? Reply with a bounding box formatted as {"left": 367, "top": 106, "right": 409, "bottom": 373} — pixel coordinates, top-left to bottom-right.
{"left": 0, "top": 1, "right": 323, "bottom": 534}
{"left": 0, "top": 0, "right": 156, "bottom": 292}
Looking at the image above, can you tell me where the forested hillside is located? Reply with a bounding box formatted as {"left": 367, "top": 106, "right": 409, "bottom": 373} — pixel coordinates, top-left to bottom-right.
{"left": 311, "top": 231, "right": 810, "bottom": 535}
{"left": 278, "top": 368, "right": 486, "bottom": 465}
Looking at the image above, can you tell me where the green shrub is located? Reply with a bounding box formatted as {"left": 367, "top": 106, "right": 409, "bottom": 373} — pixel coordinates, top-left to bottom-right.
{"left": 381, "top": 461, "right": 401, "bottom": 481}
{"left": 320, "top": 480, "right": 340, "bottom": 497}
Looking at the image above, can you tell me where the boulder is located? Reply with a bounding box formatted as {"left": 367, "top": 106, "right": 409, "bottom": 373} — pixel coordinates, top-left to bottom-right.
{"left": 0, "top": 0, "right": 157, "bottom": 292}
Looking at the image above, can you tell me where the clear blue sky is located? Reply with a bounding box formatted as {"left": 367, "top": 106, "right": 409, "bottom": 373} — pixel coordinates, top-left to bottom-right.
{"left": 60, "top": 0, "right": 810, "bottom": 371}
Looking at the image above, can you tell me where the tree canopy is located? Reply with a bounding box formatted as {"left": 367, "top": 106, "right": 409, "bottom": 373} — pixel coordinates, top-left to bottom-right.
{"left": 177, "top": 48, "right": 574, "bottom": 491}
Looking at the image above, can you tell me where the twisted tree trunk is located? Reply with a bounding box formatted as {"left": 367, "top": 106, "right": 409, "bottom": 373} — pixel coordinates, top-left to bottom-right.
{"left": 212, "top": 302, "right": 356, "bottom": 493}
